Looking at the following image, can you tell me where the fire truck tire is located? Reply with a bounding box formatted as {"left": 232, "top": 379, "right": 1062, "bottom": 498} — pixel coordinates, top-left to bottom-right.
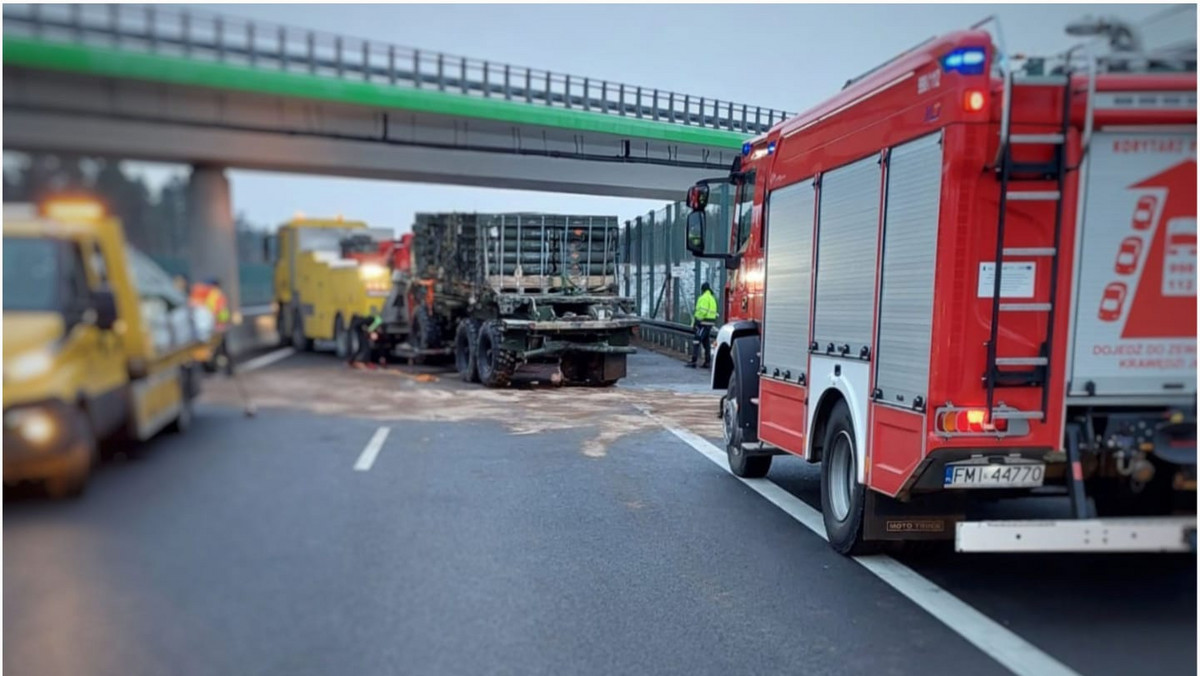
{"left": 725, "top": 375, "right": 771, "bottom": 478}
{"left": 292, "top": 309, "right": 313, "bottom": 352}
{"left": 455, "top": 319, "right": 481, "bottom": 383}
{"left": 476, "top": 321, "right": 516, "bottom": 388}
{"left": 334, "top": 315, "right": 350, "bottom": 359}
{"left": 821, "top": 400, "right": 874, "bottom": 555}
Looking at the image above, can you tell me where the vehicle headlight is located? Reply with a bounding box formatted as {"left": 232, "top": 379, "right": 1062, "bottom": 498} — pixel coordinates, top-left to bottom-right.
{"left": 359, "top": 264, "right": 386, "bottom": 280}
{"left": 6, "top": 349, "right": 54, "bottom": 381}
{"left": 4, "top": 408, "right": 57, "bottom": 446}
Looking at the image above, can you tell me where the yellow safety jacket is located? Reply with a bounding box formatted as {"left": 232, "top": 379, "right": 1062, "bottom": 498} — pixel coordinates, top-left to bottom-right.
{"left": 694, "top": 290, "right": 718, "bottom": 323}
{"left": 191, "top": 284, "right": 231, "bottom": 330}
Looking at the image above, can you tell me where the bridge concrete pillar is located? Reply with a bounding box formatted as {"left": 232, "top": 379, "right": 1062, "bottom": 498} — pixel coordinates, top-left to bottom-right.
{"left": 186, "top": 164, "right": 240, "bottom": 311}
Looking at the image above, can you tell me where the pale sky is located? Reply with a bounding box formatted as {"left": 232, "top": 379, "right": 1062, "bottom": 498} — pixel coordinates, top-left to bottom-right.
{"left": 34, "top": 3, "right": 1189, "bottom": 232}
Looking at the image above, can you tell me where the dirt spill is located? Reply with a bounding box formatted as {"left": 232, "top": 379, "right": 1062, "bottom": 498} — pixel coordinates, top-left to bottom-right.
{"left": 203, "top": 362, "right": 723, "bottom": 457}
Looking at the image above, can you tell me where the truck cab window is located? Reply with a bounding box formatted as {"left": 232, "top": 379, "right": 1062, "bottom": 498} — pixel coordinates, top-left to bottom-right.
{"left": 735, "top": 171, "right": 756, "bottom": 252}
{"left": 3, "top": 238, "right": 61, "bottom": 312}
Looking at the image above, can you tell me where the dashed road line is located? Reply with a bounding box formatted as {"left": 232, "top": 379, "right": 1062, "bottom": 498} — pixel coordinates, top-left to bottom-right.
{"left": 353, "top": 427, "right": 391, "bottom": 472}
{"left": 641, "top": 407, "right": 1079, "bottom": 676}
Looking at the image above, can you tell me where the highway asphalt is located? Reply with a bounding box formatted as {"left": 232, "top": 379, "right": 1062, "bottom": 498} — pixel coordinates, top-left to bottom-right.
{"left": 4, "top": 349, "right": 1195, "bottom": 676}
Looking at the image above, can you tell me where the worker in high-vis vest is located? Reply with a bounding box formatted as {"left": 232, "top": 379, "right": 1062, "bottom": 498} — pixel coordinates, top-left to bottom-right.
{"left": 350, "top": 313, "right": 385, "bottom": 368}
{"left": 686, "top": 282, "right": 718, "bottom": 369}
{"left": 191, "top": 278, "right": 233, "bottom": 373}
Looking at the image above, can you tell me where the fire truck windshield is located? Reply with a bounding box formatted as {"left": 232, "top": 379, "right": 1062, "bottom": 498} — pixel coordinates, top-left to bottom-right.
{"left": 297, "top": 227, "right": 391, "bottom": 253}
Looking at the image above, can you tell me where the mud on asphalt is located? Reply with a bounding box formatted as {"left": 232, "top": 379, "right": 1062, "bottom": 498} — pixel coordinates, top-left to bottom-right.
{"left": 202, "top": 356, "right": 724, "bottom": 459}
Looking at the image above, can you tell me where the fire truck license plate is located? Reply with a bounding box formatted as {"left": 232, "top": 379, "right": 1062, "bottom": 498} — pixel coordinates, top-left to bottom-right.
{"left": 943, "top": 462, "right": 1044, "bottom": 489}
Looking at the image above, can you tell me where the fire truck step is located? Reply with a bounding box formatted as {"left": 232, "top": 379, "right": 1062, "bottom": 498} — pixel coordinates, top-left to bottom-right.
{"left": 1009, "top": 133, "right": 1065, "bottom": 144}
{"left": 999, "top": 303, "right": 1052, "bottom": 312}
{"left": 995, "top": 356, "right": 1049, "bottom": 366}
{"left": 992, "top": 409, "right": 1045, "bottom": 420}
{"left": 1002, "top": 247, "right": 1056, "bottom": 257}
{"left": 1006, "top": 190, "right": 1061, "bottom": 201}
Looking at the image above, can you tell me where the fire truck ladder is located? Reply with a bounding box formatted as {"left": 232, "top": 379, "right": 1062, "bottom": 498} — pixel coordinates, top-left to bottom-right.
{"left": 984, "top": 55, "right": 1093, "bottom": 423}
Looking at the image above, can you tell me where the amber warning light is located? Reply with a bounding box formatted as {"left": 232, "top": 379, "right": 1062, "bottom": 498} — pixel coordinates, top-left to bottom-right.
{"left": 936, "top": 408, "right": 1007, "bottom": 434}
{"left": 39, "top": 194, "right": 109, "bottom": 224}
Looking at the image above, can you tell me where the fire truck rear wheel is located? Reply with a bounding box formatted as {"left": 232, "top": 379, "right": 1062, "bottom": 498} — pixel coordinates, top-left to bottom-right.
{"left": 334, "top": 315, "right": 350, "bottom": 359}
{"left": 821, "top": 400, "right": 874, "bottom": 555}
{"left": 476, "top": 321, "right": 516, "bottom": 388}
{"left": 725, "top": 375, "right": 771, "bottom": 478}
{"left": 455, "top": 319, "right": 481, "bottom": 383}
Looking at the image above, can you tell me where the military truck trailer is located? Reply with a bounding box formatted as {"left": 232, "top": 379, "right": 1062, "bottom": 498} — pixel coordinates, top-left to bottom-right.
{"left": 377, "top": 213, "right": 638, "bottom": 387}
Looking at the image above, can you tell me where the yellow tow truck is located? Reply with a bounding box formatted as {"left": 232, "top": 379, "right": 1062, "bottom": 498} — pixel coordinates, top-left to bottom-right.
{"left": 271, "top": 215, "right": 393, "bottom": 357}
{"left": 3, "top": 197, "right": 203, "bottom": 497}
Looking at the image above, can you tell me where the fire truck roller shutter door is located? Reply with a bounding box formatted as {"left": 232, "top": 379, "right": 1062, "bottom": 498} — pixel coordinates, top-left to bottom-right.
{"left": 808, "top": 154, "right": 883, "bottom": 482}
{"left": 812, "top": 154, "right": 882, "bottom": 354}
{"left": 875, "top": 132, "right": 944, "bottom": 407}
{"left": 762, "top": 179, "right": 816, "bottom": 383}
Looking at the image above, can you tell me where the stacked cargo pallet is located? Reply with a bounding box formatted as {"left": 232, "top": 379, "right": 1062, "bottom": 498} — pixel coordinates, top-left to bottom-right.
{"left": 412, "top": 213, "right": 620, "bottom": 295}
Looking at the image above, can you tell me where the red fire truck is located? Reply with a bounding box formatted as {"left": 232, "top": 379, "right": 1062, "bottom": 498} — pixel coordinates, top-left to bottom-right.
{"left": 684, "top": 19, "right": 1196, "bottom": 554}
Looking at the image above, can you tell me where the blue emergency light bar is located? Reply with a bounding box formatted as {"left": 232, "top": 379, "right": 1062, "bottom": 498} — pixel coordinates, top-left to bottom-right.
{"left": 942, "top": 47, "right": 986, "bottom": 75}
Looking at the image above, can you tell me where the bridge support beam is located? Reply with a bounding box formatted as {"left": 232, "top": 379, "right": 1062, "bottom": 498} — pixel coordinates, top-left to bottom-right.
{"left": 186, "top": 164, "right": 240, "bottom": 311}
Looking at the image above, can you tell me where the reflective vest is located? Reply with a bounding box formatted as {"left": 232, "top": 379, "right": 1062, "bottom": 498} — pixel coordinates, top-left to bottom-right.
{"left": 694, "top": 290, "right": 718, "bottom": 323}
{"left": 190, "top": 284, "right": 231, "bottom": 330}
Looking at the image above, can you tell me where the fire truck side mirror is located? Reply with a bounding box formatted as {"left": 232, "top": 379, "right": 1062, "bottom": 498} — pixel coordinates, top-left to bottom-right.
{"left": 685, "top": 210, "right": 706, "bottom": 255}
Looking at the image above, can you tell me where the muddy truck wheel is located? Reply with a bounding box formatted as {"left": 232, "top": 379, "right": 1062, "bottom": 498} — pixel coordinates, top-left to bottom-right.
{"left": 412, "top": 305, "right": 442, "bottom": 350}
{"left": 455, "top": 318, "right": 482, "bottom": 383}
{"left": 292, "top": 308, "right": 313, "bottom": 352}
{"left": 476, "top": 321, "right": 516, "bottom": 388}
{"left": 276, "top": 304, "right": 291, "bottom": 347}
{"left": 334, "top": 315, "right": 350, "bottom": 359}
{"left": 409, "top": 305, "right": 443, "bottom": 365}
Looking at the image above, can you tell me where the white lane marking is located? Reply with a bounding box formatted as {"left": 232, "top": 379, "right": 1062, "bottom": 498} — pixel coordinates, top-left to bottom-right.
{"left": 643, "top": 408, "right": 1079, "bottom": 676}
{"left": 238, "top": 347, "right": 296, "bottom": 373}
{"left": 353, "top": 427, "right": 391, "bottom": 472}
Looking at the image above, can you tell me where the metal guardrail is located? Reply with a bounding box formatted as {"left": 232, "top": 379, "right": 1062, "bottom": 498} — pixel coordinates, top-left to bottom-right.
{"left": 3, "top": 3, "right": 793, "bottom": 135}
{"left": 636, "top": 318, "right": 694, "bottom": 357}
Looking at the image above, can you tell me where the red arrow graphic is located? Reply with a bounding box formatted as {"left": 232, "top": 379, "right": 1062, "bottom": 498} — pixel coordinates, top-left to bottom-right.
{"left": 1122, "top": 159, "right": 1197, "bottom": 338}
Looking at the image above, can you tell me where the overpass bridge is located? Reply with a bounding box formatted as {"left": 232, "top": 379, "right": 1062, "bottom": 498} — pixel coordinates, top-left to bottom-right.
{"left": 3, "top": 4, "right": 790, "bottom": 308}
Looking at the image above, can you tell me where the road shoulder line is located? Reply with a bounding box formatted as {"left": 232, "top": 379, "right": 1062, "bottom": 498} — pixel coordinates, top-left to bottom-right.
{"left": 641, "top": 407, "right": 1079, "bottom": 676}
